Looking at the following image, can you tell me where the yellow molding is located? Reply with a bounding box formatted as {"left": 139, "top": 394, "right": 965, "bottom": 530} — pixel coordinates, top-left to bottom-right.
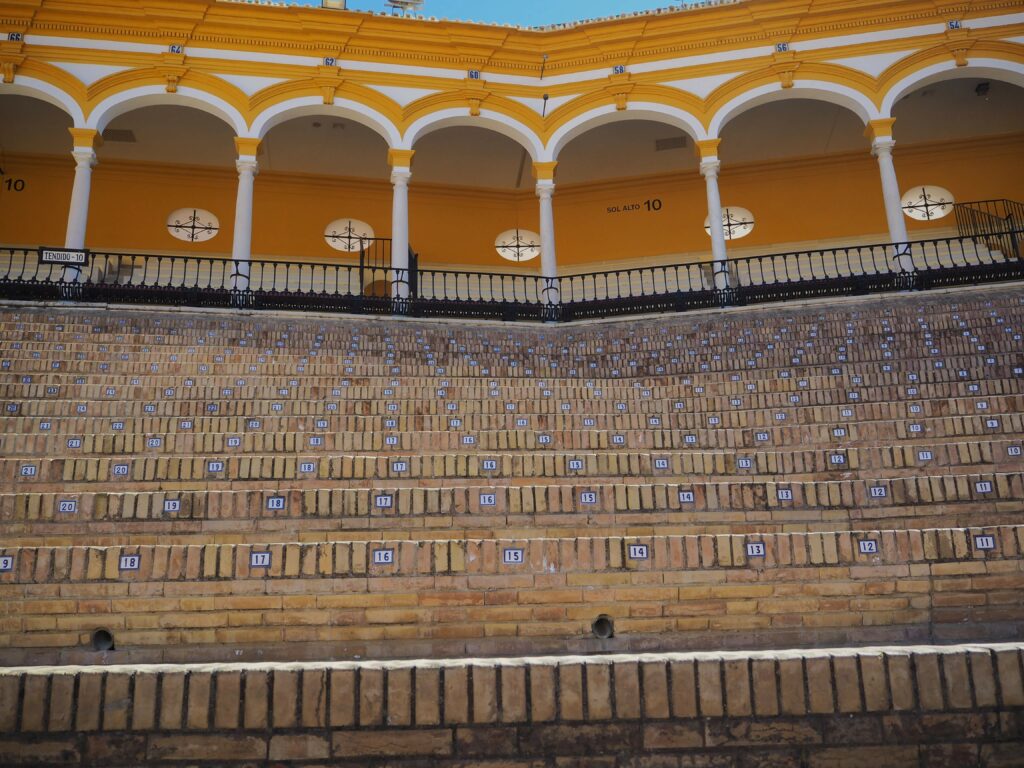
{"left": 532, "top": 162, "right": 557, "bottom": 181}
{"left": 10, "top": 0, "right": 1023, "bottom": 81}
{"left": 234, "top": 137, "right": 261, "bottom": 157}
{"left": 865, "top": 118, "right": 897, "bottom": 142}
{"left": 68, "top": 128, "right": 101, "bottom": 149}
{"left": 696, "top": 139, "right": 721, "bottom": 160}
{"left": 388, "top": 148, "right": 415, "bottom": 168}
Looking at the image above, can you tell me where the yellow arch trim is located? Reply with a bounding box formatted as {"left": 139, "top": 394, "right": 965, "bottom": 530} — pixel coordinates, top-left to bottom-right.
{"left": 7, "top": 59, "right": 88, "bottom": 111}
{"left": 84, "top": 68, "right": 250, "bottom": 120}
{"left": 249, "top": 78, "right": 404, "bottom": 129}
{"left": 400, "top": 91, "right": 544, "bottom": 137}
{"left": 543, "top": 85, "right": 706, "bottom": 141}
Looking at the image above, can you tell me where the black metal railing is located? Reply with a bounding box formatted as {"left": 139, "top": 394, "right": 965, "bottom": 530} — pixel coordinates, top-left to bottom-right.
{"left": 955, "top": 199, "right": 1023, "bottom": 260}
{"left": 2, "top": 229, "right": 1022, "bottom": 323}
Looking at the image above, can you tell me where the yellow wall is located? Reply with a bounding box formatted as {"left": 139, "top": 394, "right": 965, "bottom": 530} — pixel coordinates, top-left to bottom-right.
{"left": 2, "top": 133, "right": 1021, "bottom": 270}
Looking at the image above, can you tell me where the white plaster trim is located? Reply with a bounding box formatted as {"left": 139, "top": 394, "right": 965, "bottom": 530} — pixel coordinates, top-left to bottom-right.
{"left": 825, "top": 50, "right": 914, "bottom": 78}
{"left": 0, "top": 76, "right": 86, "bottom": 126}
{"left": 796, "top": 23, "right": 946, "bottom": 52}
{"left": 363, "top": 84, "right": 440, "bottom": 107}
{"left": 46, "top": 61, "right": 130, "bottom": 87}
{"left": 507, "top": 93, "right": 575, "bottom": 116}
{"left": 967, "top": 12, "right": 1024, "bottom": 29}
{"left": 661, "top": 72, "right": 737, "bottom": 99}
{"left": 85, "top": 85, "right": 249, "bottom": 135}
{"left": 185, "top": 46, "right": 320, "bottom": 67}
{"left": 248, "top": 95, "right": 401, "bottom": 147}
{"left": 217, "top": 73, "right": 288, "bottom": 97}
{"left": 23, "top": 35, "right": 163, "bottom": 54}
{"left": 401, "top": 108, "right": 544, "bottom": 159}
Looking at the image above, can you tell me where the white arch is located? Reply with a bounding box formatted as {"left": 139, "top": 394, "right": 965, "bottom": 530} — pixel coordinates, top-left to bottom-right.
{"left": 0, "top": 77, "right": 85, "bottom": 126}
{"left": 881, "top": 58, "right": 1024, "bottom": 116}
{"left": 249, "top": 96, "right": 401, "bottom": 147}
{"left": 545, "top": 102, "right": 708, "bottom": 162}
{"left": 708, "top": 81, "right": 882, "bottom": 137}
{"left": 86, "top": 85, "right": 248, "bottom": 135}
{"left": 401, "top": 108, "right": 543, "bottom": 160}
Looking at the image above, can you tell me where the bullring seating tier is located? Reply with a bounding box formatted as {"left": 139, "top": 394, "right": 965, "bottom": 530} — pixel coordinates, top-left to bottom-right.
{"left": 0, "top": 285, "right": 1022, "bottom": 668}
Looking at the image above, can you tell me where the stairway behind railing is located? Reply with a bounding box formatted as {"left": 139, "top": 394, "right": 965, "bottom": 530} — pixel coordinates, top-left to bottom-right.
{"left": 955, "top": 199, "right": 1023, "bottom": 259}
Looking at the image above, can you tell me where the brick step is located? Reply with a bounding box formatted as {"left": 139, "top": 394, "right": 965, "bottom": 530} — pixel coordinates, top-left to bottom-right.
{"left": 3, "top": 442, "right": 1021, "bottom": 486}
{"left": 4, "top": 391, "right": 1019, "bottom": 421}
{"left": 0, "top": 527, "right": 1020, "bottom": 665}
{"left": 1, "top": 417, "right": 1020, "bottom": 457}
{"left": 3, "top": 644, "right": 1021, "bottom": 766}
{"left": 5, "top": 369, "right": 1021, "bottom": 393}
{"left": 2, "top": 471, "right": 1020, "bottom": 524}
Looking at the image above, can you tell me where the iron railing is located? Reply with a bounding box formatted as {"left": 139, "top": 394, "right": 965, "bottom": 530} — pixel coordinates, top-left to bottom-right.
{"left": 955, "top": 199, "right": 1023, "bottom": 260}
{"left": 2, "top": 229, "right": 1022, "bottom": 323}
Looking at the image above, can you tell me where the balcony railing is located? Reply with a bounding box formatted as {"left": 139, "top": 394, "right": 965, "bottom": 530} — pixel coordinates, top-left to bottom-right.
{"left": 1, "top": 229, "right": 1021, "bottom": 323}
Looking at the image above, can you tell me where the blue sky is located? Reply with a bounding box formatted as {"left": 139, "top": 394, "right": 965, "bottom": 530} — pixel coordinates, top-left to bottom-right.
{"left": 291, "top": 0, "right": 691, "bottom": 26}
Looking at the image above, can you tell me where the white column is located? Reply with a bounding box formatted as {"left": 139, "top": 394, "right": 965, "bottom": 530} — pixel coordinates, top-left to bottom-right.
{"left": 871, "top": 137, "right": 914, "bottom": 272}
{"left": 65, "top": 148, "right": 96, "bottom": 251}
{"left": 231, "top": 157, "right": 258, "bottom": 292}
{"left": 536, "top": 180, "right": 559, "bottom": 309}
{"left": 390, "top": 167, "right": 411, "bottom": 300}
{"left": 700, "top": 157, "right": 729, "bottom": 290}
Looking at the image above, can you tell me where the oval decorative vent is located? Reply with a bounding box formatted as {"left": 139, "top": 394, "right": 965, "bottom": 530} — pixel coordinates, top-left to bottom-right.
{"left": 166, "top": 208, "right": 220, "bottom": 243}
{"left": 495, "top": 229, "right": 541, "bottom": 262}
{"left": 325, "top": 218, "right": 376, "bottom": 252}
{"left": 901, "top": 186, "right": 954, "bottom": 221}
{"left": 704, "top": 206, "right": 755, "bottom": 241}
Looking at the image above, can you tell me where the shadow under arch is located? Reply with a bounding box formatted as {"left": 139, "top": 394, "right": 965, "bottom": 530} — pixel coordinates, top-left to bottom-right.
{"left": 402, "top": 108, "right": 543, "bottom": 161}
{"left": 250, "top": 96, "right": 402, "bottom": 148}
{"left": 0, "top": 78, "right": 85, "bottom": 127}
{"left": 880, "top": 58, "right": 1024, "bottom": 117}
{"left": 545, "top": 102, "right": 709, "bottom": 162}
{"left": 708, "top": 81, "right": 881, "bottom": 138}
{"left": 86, "top": 85, "right": 248, "bottom": 136}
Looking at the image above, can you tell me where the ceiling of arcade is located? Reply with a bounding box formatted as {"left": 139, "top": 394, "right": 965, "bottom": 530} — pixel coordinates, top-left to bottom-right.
{"left": 2, "top": 78, "right": 1022, "bottom": 191}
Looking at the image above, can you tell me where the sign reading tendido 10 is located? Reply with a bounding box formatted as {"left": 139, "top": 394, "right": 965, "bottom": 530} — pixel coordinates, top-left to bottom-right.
{"left": 39, "top": 247, "right": 89, "bottom": 265}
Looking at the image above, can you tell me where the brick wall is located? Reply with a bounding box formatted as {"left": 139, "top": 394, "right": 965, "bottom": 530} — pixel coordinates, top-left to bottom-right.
{"left": 1, "top": 526, "right": 1021, "bottom": 665}
{"left": 1, "top": 645, "right": 1022, "bottom": 766}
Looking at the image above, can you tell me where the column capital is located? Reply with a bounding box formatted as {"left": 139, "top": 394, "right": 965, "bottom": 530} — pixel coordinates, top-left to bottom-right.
{"left": 388, "top": 148, "right": 415, "bottom": 169}
{"left": 236, "top": 157, "right": 259, "bottom": 176}
{"left": 68, "top": 128, "right": 102, "bottom": 150}
{"left": 535, "top": 179, "right": 555, "bottom": 199}
{"left": 391, "top": 167, "right": 412, "bottom": 186}
{"left": 234, "top": 136, "right": 262, "bottom": 158}
{"left": 532, "top": 161, "right": 557, "bottom": 182}
{"left": 71, "top": 147, "right": 97, "bottom": 168}
{"left": 864, "top": 118, "right": 896, "bottom": 143}
{"left": 871, "top": 136, "right": 896, "bottom": 158}
{"left": 700, "top": 157, "right": 721, "bottom": 178}
{"left": 695, "top": 138, "right": 721, "bottom": 161}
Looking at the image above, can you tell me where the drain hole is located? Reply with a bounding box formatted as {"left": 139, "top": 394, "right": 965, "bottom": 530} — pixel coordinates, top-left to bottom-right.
{"left": 592, "top": 615, "right": 614, "bottom": 640}
{"left": 91, "top": 629, "right": 115, "bottom": 652}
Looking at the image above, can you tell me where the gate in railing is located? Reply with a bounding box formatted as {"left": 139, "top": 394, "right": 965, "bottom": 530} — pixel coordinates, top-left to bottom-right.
{"left": 2, "top": 230, "right": 1022, "bottom": 323}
